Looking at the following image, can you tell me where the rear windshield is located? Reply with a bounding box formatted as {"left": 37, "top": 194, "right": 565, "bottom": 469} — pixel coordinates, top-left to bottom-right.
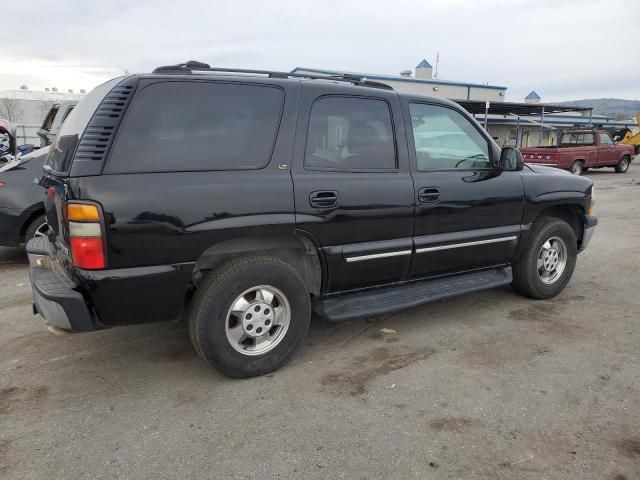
{"left": 105, "top": 81, "right": 284, "bottom": 173}
{"left": 44, "top": 77, "right": 123, "bottom": 173}
{"left": 560, "top": 132, "right": 594, "bottom": 145}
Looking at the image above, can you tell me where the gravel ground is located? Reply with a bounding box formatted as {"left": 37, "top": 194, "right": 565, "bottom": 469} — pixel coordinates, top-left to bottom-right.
{"left": 1, "top": 164, "right": 639, "bottom": 480}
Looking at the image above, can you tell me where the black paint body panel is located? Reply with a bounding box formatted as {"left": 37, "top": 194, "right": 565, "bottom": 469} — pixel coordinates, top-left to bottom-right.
{"left": 0, "top": 148, "right": 49, "bottom": 246}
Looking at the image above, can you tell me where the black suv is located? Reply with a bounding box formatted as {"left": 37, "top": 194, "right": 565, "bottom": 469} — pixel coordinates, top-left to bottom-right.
{"left": 27, "top": 62, "right": 597, "bottom": 377}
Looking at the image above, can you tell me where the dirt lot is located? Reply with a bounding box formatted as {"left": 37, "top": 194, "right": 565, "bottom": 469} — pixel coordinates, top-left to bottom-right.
{"left": 1, "top": 165, "right": 639, "bottom": 480}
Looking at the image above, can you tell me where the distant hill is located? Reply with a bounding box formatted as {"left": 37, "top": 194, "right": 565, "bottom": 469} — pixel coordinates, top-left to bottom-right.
{"left": 557, "top": 98, "right": 640, "bottom": 119}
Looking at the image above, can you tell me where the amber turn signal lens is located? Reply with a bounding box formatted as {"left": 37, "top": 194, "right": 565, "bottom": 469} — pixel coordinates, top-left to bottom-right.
{"left": 67, "top": 203, "right": 100, "bottom": 221}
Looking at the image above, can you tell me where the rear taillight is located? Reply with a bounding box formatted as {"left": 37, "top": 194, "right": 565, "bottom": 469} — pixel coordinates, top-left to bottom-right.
{"left": 67, "top": 202, "right": 106, "bottom": 269}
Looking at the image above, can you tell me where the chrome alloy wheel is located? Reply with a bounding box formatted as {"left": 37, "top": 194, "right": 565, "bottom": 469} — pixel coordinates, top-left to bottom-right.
{"left": 619, "top": 157, "right": 629, "bottom": 172}
{"left": 537, "top": 236, "right": 567, "bottom": 285}
{"left": 570, "top": 162, "right": 583, "bottom": 175}
{"left": 225, "top": 285, "right": 291, "bottom": 356}
{"left": 33, "top": 222, "right": 49, "bottom": 238}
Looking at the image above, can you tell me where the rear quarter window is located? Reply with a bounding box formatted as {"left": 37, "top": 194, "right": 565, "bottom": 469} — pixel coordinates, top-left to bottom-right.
{"left": 106, "top": 81, "right": 284, "bottom": 173}
{"left": 45, "top": 77, "right": 124, "bottom": 173}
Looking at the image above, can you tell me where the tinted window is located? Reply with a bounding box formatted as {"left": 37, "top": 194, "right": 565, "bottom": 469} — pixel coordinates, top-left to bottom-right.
{"left": 45, "top": 77, "right": 123, "bottom": 173}
{"left": 560, "top": 132, "right": 594, "bottom": 145}
{"left": 409, "top": 103, "right": 490, "bottom": 170}
{"left": 599, "top": 132, "right": 613, "bottom": 145}
{"left": 41, "top": 106, "right": 59, "bottom": 130}
{"left": 107, "top": 82, "right": 283, "bottom": 173}
{"left": 61, "top": 106, "right": 74, "bottom": 123}
{"left": 305, "top": 97, "right": 396, "bottom": 170}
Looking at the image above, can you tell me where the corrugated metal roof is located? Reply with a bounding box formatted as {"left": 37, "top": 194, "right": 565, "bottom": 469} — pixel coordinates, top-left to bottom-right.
{"left": 416, "top": 59, "right": 432, "bottom": 68}
{"left": 291, "top": 67, "right": 507, "bottom": 90}
{"left": 525, "top": 90, "right": 541, "bottom": 100}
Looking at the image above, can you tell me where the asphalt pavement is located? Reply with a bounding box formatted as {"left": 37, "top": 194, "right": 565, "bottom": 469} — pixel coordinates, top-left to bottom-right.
{"left": 1, "top": 164, "right": 639, "bottom": 480}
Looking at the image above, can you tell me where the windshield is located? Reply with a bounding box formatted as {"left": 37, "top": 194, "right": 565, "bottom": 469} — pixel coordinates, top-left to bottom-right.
{"left": 44, "top": 77, "right": 123, "bottom": 174}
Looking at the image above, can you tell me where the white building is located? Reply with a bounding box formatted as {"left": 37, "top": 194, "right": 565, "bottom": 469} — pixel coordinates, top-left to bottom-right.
{"left": 0, "top": 87, "right": 85, "bottom": 144}
{"left": 294, "top": 60, "right": 637, "bottom": 148}
{"left": 0, "top": 87, "right": 84, "bottom": 124}
{"left": 292, "top": 59, "right": 507, "bottom": 102}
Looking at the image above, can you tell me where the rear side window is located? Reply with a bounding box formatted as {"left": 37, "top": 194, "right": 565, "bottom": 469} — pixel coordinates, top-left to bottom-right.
{"left": 305, "top": 96, "right": 397, "bottom": 171}
{"left": 107, "top": 81, "right": 284, "bottom": 173}
{"left": 61, "top": 106, "right": 74, "bottom": 123}
{"left": 41, "top": 106, "right": 59, "bottom": 130}
{"left": 45, "top": 77, "right": 123, "bottom": 173}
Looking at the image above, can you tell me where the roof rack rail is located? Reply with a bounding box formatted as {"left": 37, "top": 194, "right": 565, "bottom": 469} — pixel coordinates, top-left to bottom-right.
{"left": 151, "top": 61, "right": 394, "bottom": 91}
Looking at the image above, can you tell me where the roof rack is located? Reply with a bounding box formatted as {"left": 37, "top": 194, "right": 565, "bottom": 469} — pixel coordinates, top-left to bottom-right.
{"left": 151, "top": 61, "right": 394, "bottom": 91}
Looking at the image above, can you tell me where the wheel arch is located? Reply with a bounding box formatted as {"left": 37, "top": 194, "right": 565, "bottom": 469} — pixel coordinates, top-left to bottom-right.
{"left": 530, "top": 203, "right": 585, "bottom": 248}
{"left": 19, "top": 205, "right": 46, "bottom": 242}
{"left": 189, "top": 233, "right": 323, "bottom": 302}
{"left": 516, "top": 201, "right": 587, "bottom": 263}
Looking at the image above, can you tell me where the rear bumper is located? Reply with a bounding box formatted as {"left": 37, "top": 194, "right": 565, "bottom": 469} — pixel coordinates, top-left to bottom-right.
{"left": 579, "top": 214, "right": 597, "bottom": 252}
{"left": 26, "top": 236, "right": 194, "bottom": 330}
{"left": 27, "top": 237, "right": 97, "bottom": 331}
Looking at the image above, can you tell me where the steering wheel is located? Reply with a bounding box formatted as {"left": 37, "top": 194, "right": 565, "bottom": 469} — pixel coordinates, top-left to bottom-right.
{"left": 454, "top": 154, "right": 487, "bottom": 169}
{"left": 454, "top": 158, "right": 476, "bottom": 169}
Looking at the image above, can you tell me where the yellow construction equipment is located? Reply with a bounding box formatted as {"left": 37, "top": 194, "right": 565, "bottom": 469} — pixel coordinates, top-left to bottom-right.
{"left": 614, "top": 113, "right": 640, "bottom": 155}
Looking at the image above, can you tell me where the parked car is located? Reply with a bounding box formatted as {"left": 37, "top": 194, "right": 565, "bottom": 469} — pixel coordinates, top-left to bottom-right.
{"left": 0, "top": 119, "right": 17, "bottom": 163}
{"left": 520, "top": 128, "right": 634, "bottom": 175}
{"left": 37, "top": 100, "right": 77, "bottom": 147}
{"left": 0, "top": 146, "right": 49, "bottom": 246}
{"left": 27, "top": 62, "right": 596, "bottom": 377}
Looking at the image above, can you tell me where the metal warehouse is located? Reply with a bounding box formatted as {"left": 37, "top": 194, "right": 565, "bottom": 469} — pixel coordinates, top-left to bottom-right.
{"left": 292, "top": 60, "right": 639, "bottom": 148}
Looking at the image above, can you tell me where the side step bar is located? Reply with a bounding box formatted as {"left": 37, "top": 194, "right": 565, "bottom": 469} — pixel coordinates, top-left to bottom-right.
{"left": 314, "top": 267, "right": 512, "bottom": 322}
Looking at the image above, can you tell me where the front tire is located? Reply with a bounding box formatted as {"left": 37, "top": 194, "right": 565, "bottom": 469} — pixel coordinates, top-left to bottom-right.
{"left": 614, "top": 155, "right": 630, "bottom": 173}
{"left": 188, "top": 255, "right": 311, "bottom": 378}
{"left": 512, "top": 218, "right": 577, "bottom": 299}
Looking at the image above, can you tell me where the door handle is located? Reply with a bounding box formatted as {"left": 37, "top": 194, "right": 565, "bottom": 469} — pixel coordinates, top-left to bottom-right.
{"left": 418, "top": 187, "right": 440, "bottom": 203}
{"left": 310, "top": 190, "right": 338, "bottom": 208}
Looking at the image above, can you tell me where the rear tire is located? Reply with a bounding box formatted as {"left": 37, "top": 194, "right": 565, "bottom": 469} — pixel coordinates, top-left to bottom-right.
{"left": 24, "top": 214, "right": 48, "bottom": 242}
{"left": 512, "top": 218, "right": 577, "bottom": 299}
{"left": 569, "top": 160, "right": 584, "bottom": 175}
{"left": 614, "top": 155, "right": 630, "bottom": 173}
{"left": 188, "top": 255, "right": 311, "bottom": 378}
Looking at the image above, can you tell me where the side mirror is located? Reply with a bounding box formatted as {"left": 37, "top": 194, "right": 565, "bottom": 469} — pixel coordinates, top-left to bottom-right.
{"left": 497, "top": 147, "right": 524, "bottom": 171}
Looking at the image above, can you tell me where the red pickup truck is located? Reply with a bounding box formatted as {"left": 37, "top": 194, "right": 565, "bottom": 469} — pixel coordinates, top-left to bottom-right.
{"left": 520, "top": 129, "right": 634, "bottom": 175}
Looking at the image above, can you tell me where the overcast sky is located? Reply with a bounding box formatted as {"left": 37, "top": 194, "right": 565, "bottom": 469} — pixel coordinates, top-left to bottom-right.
{"left": 1, "top": 0, "right": 638, "bottom": 102}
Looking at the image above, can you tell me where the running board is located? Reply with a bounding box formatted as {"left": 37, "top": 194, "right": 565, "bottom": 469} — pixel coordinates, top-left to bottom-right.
{"left": 314, "top": 267, "right": 512, "bottom": 322}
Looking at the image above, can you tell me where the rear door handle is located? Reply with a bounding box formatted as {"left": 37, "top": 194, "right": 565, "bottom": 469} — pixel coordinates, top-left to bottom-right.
{"left": 310, "top": 190, "right": 338, "bottom": 208}
{"left": 418, "top": 187, "right": 440, "bottom": 203}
